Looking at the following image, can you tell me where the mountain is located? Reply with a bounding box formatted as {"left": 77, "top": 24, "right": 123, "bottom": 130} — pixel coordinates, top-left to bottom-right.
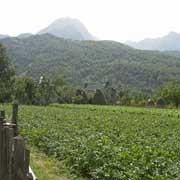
{"left": 38, "top": 17, "right": 95, "bottom": 41}
{"left": 126, "top": 32, "right": 180, "bottom": 51}
{"left": 1, "top": 34, "right": 180, "bottom": 93}
{"left": 0, "top": 34, "right": 9, "bottom": 39}
{"left": 163, "top": 51, "right": 180, "bottom": 58}
{"left": 17, "top": 33, "right": 33, "bottom": 39}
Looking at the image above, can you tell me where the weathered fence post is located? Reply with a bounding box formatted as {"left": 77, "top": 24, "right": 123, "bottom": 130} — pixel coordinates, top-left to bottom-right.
{"left": 13, "top": 136, "right": 26, "bottom": 180}
{"left": 12, "top": 103, "right": 19, "bottom": 136}
{"left": 0, "top": 114, "right": 4, "bottom": 179}
{"left": 0, "top": 110, "right": 5, "bottom": 120}
{"left": 0, "top": 105, "right": 37, "bottom": 180}
{"left": 24, "top": 147, "right": 30, "bottom": 174}
{"left": 3, "top": 126, "right": 14, "bottom": 180}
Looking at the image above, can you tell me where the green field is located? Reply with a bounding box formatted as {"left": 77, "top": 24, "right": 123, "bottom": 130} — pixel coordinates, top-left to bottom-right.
{"left": 1, "top": 104, "right": 180, "bottom": 180}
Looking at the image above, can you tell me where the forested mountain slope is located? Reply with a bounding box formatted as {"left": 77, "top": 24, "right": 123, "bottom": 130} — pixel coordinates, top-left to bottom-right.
{"left": 1, "top": 34, "right": 180, "bottom": 93}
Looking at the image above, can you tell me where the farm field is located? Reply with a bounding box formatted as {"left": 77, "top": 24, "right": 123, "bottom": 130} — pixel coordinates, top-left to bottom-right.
{"left": 1, "top": 104, "right": 180, "bottom": 179}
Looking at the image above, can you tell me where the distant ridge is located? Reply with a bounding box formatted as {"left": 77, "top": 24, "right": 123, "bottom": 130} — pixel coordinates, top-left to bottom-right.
{"left": 18, "top": 33, "right": 33, "bottom": 39}
{"left": 126, "top": 32, "right": 180, "bottom": 51}
{"left": 0, "top": 34, "right": 9, "bottom": 39}
{"left": 38, "top": 17, "right": 95, "bottom": 40}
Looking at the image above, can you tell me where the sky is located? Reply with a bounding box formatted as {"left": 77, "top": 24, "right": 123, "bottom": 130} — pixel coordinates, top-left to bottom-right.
{"left": 1, "top": 0, "right": 180, "bottom": 42}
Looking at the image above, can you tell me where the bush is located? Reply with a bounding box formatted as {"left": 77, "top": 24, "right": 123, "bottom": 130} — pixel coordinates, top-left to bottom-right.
{"left": 156, "top": 98, "right": 165, "bottom": 107}
{"left": 72, "top": 95, "right": 84, "bottom": 104}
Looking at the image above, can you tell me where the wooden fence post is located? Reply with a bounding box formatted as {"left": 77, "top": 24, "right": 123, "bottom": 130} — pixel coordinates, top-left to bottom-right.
{"left": 5, "top": 126, "right": 14, "bottom": 180}
{"left": 12, "top": 103, "right": 19, "bottom": 136}
{"left": 0, "top": 110, "right": 5, "bottom": 121}
{"left": 0, "top": 115, "right": 3, "bottom": 179}
{"left": 13, "top": 136, "right": 25, "bottom": 180}
{"left": 0, "top": 106, "right": 37, "bottom": 180}
{"left": 24, "top": 147, "right": 30, "bottom": 175}
{"left": 2, "top": 126, "right": 14, "bottom": 180}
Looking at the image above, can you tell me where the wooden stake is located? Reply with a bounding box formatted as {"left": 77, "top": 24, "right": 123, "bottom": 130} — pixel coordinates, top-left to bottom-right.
{"left": 12, "top": 103, "right": 19, "bottom": 136}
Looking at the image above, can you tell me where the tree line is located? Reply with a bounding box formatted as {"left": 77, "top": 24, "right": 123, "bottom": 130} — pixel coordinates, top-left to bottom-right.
{"left": 1, "top": 43, "right": 180, "bottom": 108}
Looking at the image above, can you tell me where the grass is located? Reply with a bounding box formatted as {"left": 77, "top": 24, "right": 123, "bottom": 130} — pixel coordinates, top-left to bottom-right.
{"left": 30, "top": 148, "right": 69, "bottom": 180}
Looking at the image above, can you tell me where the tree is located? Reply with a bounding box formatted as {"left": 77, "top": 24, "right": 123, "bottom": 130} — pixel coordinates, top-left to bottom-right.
{"left": 118, "top": 88, "right": 131, "bottom": 105}
{"left": 0, "top": 44, "right": 15, "bottom": 102}
{"left": 52, "top": 76, "right": 66, "bottom": 101}
{"left": 73, "top": 89, "right": 88, "bottom": 104}
{"left": 156, "top": 80, "right": 180, "bottom": 108}
{"left": 156, "top": 98, "right": 165, "bottom": 108}
{"left": 37, "top": 76, "right": 53, "bottom": 105}
{"left": 13, "top": 76, "right": 36, "bottom": 104}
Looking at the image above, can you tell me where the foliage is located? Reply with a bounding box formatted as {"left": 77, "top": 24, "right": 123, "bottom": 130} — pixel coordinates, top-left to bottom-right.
{"left": 11, "top": 75, "right": 180, "bottom": 108}
{"left": 73, "top": 89, "right": 88, "bottom": 104}
{"left": 30, "top": 148, "right": 70, "bottom": 180}
{"left": 2, "top": 104, "right": 180, "bottom": 179}
{"left": 1, "top": 35, "right": 180, "bottom": 92}
{"left": 156, "top": 98, "right": 166, "bottom": 107}
{"left": 118, "top": 88, "right": 131, "bottom": 105}
{"left": 72, "top": 95, "right": 84, "bottom": 104}
{"left": 13, "top": 76, "right": 36, "bottom": 104}
{"left": 12, "top": 75, "right": 75, "bottom": 105}
{"left": 0, "top": 44, "right": 15, "bottom": 102}
{"left": 156, "top": 80, "right": 180, "bottom": 107}
{"left": 37, "top": 76, "right": 54, "bottom": 105}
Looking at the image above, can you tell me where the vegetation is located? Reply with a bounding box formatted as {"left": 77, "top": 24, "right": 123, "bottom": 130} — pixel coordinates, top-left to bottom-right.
{"left": 0, "top": 44, "right": 14, "bottom": 102}
{"left": 155, "top": 80, "right": 180, "bottom": 108}
{"left": 12, "top": 75, "right": 75, "bottom": 105}
{"left": 2, "top": 34, "right": 180, "bottom": 93}
{"left": 31, "top": 148, "right": 69, "bottom": 180}
{"left": 2, "top": 104, "right": 180, "bottom": 179}
{"left": 0, "top": 43, "right": 179, "bottom": 108}
{"left": 2, "top": 19, "right": 180, "bottom": 180}
{"left": 0, "top": 45, "right": 147, "bottom": 107}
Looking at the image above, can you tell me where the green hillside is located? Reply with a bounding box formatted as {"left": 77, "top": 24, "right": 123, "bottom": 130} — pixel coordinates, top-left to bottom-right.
{"left": 1, "top": 34, "right": 180, "bottom": 92}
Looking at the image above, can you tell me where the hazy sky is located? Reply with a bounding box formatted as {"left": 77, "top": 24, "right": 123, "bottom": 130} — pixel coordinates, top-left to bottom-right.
{"left": 1, "top": 0, "right": 180, "bottom": 42}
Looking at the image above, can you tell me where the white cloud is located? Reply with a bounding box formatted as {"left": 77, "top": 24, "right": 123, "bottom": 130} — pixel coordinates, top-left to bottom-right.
{"left": 1, "top": 0, "right": 180, "bottom": 42}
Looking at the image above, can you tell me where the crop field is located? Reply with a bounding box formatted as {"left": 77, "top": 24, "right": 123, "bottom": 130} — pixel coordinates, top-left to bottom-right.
{"left": 1, "top": 104, "right": 180, "bottom": 179}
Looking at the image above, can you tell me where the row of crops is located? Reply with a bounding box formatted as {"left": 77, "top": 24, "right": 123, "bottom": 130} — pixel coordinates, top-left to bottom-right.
{"left": 1, "top": 104, "right": 180, "bottom": 179}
